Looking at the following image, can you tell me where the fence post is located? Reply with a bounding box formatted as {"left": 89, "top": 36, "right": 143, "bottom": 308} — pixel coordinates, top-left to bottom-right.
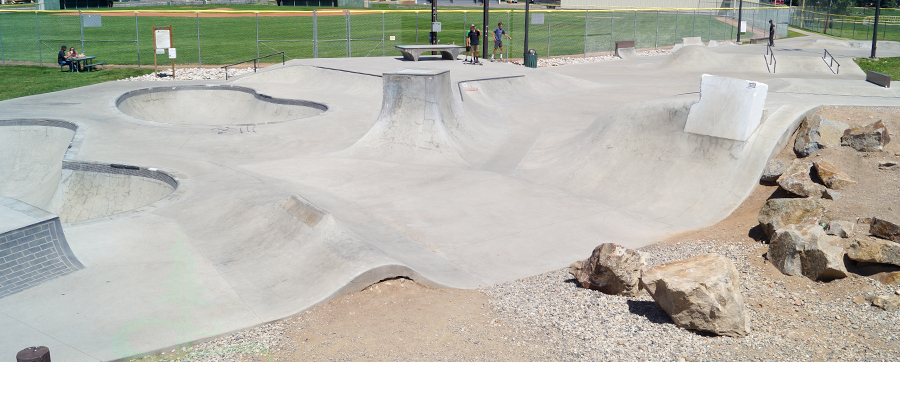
{"left": 707, "top": 9, "right": 712, "bottom": 41}
{"left": 692, "top": 9, "right": 696, "bottom": 37}
{"left": 655, "top": 10, "right": 658, "bottom": 48}
{"left": 382, "top": 11, "right": 385, "bottom": 56}
{"left": 197, "top": 13, "right": 201, "bottom": 68}
{"left": 79, "top": 10, "right": 84, "bottom": 54}
{"left": 313, "top": 10, "right": 318, "bottom": 58}
{"left": 346, "top": 10, "right": 351, "bottom": 58}
{"left": 416, "top": 11, "right": 418, "bottom": 44}
{"left": 135, "top": 12, "right": 140, "bottom": 68}
{"left": 674, "top": 9, "right": 678, "bottom": 45}
{"left": 633, "top": 10, "right": 636, "bottom": 42}
{"left": 0, "top": 13, "right": 5, "bottom": 66}
{"left": 583, "top": 10, "right": 587, "bottom": 58}
{"left": 547, "top": 11, "right": 551, "bottom": 58}
{"left": 36, "top": 11, "right": 42, "bottom": 67}
{"left": 255, "top": 13, "right": 259, "bottom": 59}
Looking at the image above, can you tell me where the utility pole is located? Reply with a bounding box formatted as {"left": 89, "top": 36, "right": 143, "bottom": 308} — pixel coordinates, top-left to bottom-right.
{"left": 736, "top": 0, "right": 743, "bottom": 42}
{"left": 872, "top": 0, "right": 882, "bottom": 58}
{"left": 524, "top": 0, "right": 530, "bottom": 57}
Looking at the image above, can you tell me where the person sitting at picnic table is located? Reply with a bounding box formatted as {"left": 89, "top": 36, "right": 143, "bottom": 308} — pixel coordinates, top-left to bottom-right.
{"left": 58, "top": 45, "right": 74, "bottom": 72}
{"left": 68, "top": 47, "right": 81, "bottom": 59}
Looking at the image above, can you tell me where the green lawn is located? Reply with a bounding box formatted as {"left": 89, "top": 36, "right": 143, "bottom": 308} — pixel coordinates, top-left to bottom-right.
{"left": 0, "top": 65, "right": 148, "bottom": 101}
{"left": 786, "top": 29, "right": 807, "bottom": 38}
{"left": 791, "top": 9, "right": 900, "bottom": 42}
{"left": 854, "top": 56, "right": 900, "bottom": 79}
{"left": 0, "top": 8, "right": 739, "bottom": 65}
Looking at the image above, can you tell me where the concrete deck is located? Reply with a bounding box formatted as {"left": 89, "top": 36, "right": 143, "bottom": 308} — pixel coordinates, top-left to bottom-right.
{"left": 1, "top": 35, "right": 899, "bottom": 361}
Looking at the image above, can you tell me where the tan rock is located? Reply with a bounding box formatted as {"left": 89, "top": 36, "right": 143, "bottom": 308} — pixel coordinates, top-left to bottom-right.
{"left": 794, "top": 114, "right": 849, "bottom": 157}
{"left": 847, "top": 237, "right": 900, "bottom": 267}
{"left": 758, "top": 198, "right": 826, "bottom": 240}
{"left": 870, "top": 272, "right": 900, "bottom": 286}
{"left": 777, "top": 159, "right": 824, "bottom": 198}
{"left": 825, "top": 221, "right": 854, "bottom": 238}
{"left": 640, "top": 254, "right": 750, "bottom": 337}
{"left": 569, "top": 243, "right": 649, "bottom": 297}
{"left": 870, "top": 217, "right": 900, "bottom": 244}
{"left": 768, "top": 225, "right": 848, "bottom": 280}
{"left": 841, "top": 120, "right": 890, "bottom": 152}
{"left": 813, "top": 160, "right": 857, "bottom": 190}
{"left": 872, "top": 295, "right": 900, "bottom": 311}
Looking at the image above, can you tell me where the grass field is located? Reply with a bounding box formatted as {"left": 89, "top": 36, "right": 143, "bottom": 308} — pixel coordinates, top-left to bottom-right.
{"left": 0, "top": 65, "right": 147, "bottom": 101}
{"left": 854, "top": 56, "right": 900, "bottom": 79}
{"left": 0, "top": 8, "right": 745, "bottom": 66}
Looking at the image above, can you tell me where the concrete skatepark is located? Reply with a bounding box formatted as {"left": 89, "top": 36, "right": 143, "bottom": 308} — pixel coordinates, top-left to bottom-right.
{"left": 2, "top": 33, "right": 900, "bottom": 361}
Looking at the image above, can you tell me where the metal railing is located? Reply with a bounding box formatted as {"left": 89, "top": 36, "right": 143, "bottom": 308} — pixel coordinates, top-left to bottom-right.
{"left": 764, "top": 43, "right": 776, "bottom": 73}
{"left": 822, "top": 49, "right": 839, "bottom": 74}
{"left": 221, "top": 51, "right": 285, "bottom": 79}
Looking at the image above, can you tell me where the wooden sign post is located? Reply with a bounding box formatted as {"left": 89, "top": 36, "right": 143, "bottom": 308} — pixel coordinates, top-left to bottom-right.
{"left": 153, "top": 26, "right": 173, "bottom": 78}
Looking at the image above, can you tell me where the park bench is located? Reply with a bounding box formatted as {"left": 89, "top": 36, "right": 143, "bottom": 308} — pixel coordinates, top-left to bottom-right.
{"left": 83, "top": 62, "right": 105, "bottom": 71}
{"left": 395, "top": 45, "right": 465, "bottom": 62}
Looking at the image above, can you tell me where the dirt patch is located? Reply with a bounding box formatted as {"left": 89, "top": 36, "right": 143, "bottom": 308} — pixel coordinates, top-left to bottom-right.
{"left": 272, "top": 277, "right": 546, "bottom": 361}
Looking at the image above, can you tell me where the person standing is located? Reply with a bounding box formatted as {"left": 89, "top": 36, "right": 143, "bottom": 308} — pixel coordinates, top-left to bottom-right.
{"left": 466, "top": 24, "right": 482, "bottom": 65}
{"left": 769, "top": 19, "right": 775, "bottom": 47}
{"left": 491, "top": 22, "right": 512, "bottom": 61}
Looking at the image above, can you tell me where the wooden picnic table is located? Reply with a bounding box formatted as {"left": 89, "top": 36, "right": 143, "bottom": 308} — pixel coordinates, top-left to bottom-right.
{"left": 70, "top": 56, "right": 104, "bottom": 72}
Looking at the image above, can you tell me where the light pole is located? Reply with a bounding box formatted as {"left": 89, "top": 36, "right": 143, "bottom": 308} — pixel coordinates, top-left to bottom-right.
{"left": 524, "top": 0, "right": 530, "bottom": 57}
{"left": 736, "top": 0, "right": 744, "bottom": 42}
{"left": 872, "top": 0, "right": 882, "bottom": 58}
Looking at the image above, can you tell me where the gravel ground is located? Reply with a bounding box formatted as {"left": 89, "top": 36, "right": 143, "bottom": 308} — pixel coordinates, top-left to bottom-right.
{"left": 484, "top": 240, "right": 900, "bottom": 362}
{"left": 119, "top": 67, "right": 255, "bottom": 82}
{"left": 510, "top": 49, "right": 671, "bottom": 68}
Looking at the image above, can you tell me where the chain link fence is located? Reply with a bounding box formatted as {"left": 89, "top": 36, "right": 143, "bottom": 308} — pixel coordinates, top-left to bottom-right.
{"left": 791, "top": 5, "right": 900, "bottom": 42}
{"left": 0, "top": 5, "right": 789, "bottom": 67}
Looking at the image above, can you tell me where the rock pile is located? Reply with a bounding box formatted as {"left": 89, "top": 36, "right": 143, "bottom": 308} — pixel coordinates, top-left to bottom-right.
{"left": 570, "top": 243, "right": 751, "bottom": 336}
{"left": 757, "top": 112, "right": 900, "bottom": 310}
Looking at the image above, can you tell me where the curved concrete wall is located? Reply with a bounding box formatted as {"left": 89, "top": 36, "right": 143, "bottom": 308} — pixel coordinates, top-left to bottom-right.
{"left": 116, "top": 86, "right": 327, "bottom": 126}
{"left": 0, "top": 120, "right": 76, "bottom": 210}
{"left": 46, "top": 162, "right": 177, "bottom": 223}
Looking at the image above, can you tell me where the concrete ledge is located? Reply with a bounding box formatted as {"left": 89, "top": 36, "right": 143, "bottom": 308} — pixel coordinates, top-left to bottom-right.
{"left": 866, "top": 70, "right": 891, "bottom": 88}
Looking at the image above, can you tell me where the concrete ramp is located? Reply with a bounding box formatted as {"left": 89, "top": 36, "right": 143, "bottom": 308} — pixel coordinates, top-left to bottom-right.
{"left": 0, "top": 120, "right": 76, "bottom": 209}
{"left": 0, "top": 197, "right": 84, "bottom": 300}
{"left": 515, "top": 96, "right": 801, "bottom": 229}
{"left": 684, "top": 74, "right": 768, "bottom": 141}
{"left": 337, "top": 69, "right": 507, "bottom": 167}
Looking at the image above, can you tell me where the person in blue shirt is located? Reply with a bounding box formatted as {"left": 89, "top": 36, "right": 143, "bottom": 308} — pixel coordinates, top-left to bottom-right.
{"left": 491, "top": 22, "right": 512, "bottom": 61}
{"left": 466, "top": 24, "right": 481, "bottom": 64}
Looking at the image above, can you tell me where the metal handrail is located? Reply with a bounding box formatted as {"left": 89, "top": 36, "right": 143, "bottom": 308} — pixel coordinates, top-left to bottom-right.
{"left": 822, "top": 49, "right": 840, "bottom": 74}
{"left": 221, "top": 51, "right": 285, "bottom": 80}
{"left": 764, "top": 44, "right": 776, "bottom": 73}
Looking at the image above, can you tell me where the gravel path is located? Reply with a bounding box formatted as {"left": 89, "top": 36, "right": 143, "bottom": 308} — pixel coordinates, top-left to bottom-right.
{"left": 119, "top": 67, "right": 256, "bottom": 82}
{"left": 511, "top": 49, "right": 671, "bottom": 68}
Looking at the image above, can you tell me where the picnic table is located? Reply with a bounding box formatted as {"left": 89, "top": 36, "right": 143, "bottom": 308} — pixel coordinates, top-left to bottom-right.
{"left": 394, "top": 45, "right": 465, "bottom": 62}
{"left": 66, "top": 56, "right": 105, "bottom": 72}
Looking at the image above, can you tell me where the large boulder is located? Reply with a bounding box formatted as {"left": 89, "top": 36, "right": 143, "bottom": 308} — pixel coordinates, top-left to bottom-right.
{"left": 767, "top": 225, "right": 848, "bottom": 280}
{"left": 825, "top": 220, "right": 854, "bottom": 238}
{"left": 760, "top": 159, "right": 788, "bottom": 183}
{"left": 777, "top": 159, "right": 824, "bottom": 198}
{"left": 758, "top": 198, "right": 826, "bottom": 240}
{"left": 847, "top": 237, "right": 900, "bottom": 266}
{"left": 794, "top": 113, "right": 849, "bottom": 157}
{"left": 870, "top": 217, "right": 900, "bottom": 244}
{"left": 569, "top": 243, "right": 649, "bottom": 297}
{"left": 841, "top": 120, "right": 890, "bottom": 152}
{"left": 640, "top": 254, "right": 750, "bottom": 337}
{"left": 813, "top": 160, "right": 857, "bottom": 190}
